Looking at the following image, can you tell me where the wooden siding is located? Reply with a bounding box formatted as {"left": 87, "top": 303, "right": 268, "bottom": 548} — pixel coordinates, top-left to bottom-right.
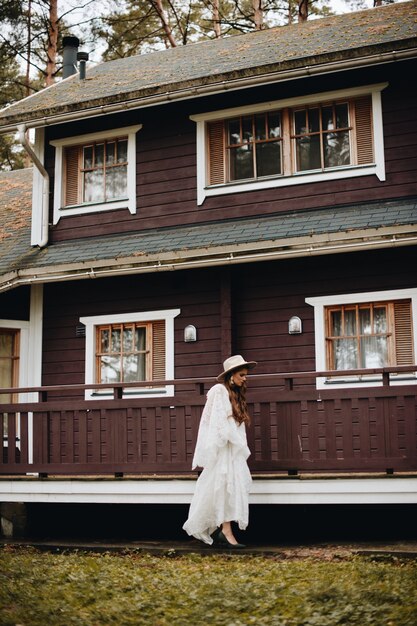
{"left": 40, "top": 246, "right": 417, "bottom": 392}
{"left": 47, "top": 66, "right": 417, "bottom": 243}
{"left": 42, "top": 269, "right": 225, "bottom": 391}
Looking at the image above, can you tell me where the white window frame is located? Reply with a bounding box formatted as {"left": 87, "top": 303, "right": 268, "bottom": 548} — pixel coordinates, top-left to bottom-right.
{"left": 191, "top": 83, "right": 387, "bottom": 206}
{"left": 0, "top": 320, "right": 30, "bottom": 449}
{"left": 0, "top": 320, "right": 30, "bottom": 397}
{"left": 50, "top": 125, "right": 142, "bottom": 224}
{"left": 306, "top": 288, "right": 417, "bottom": 389}
{"left": 80, "top": 309, "right": 180, "bottom": 400}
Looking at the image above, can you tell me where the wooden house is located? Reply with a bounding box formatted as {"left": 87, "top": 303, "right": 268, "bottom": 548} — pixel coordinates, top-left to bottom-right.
{"left": 1, "top": 1, "right": 417, "bottom": 537}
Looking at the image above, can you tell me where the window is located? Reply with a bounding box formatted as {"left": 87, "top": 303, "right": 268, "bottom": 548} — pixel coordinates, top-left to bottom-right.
{"left": 96, "top": 321, "right": 165, "bottom": 385}
{"left": 326, "top": 302, "right": 413, "bottom": 370}
{"left": 80, "top": 309, "right": 180, "bottom": 399}
{"left": 0, "top": 329, "right": 20, "bottom": 403}
{"left": 226, "top": 111, "right": 282, "bottom": 181}
{"left": 306, "top": 289, "right": 417, "bottom": 389}
{"left": 67, "top": 138, "right": 128, "bottom": 206}
{"left": 191, "top": 84, "right": 386, "bottom": 205}
{"left": 51, "top": 125, "right": 141, "bottom": 223}
{"left": 0, "top": 320, "right": 31, "bottom": 450}
{"left": 293, "top": 102, "right": 351, "bottom": 172}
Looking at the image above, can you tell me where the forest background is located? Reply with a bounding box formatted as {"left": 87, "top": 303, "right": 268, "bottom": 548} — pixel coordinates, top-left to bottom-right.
{"left": 0, "top": 0, "right": 394, "bottom": 170}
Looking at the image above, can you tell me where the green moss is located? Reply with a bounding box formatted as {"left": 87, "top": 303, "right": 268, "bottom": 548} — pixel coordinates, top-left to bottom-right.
{"left": 0, "top": 547, "right": 416, "bottom": 625}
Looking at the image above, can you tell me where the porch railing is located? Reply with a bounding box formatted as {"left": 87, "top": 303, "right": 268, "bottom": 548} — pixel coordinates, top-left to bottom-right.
{"left": 1, "top": 366, "right": 416, "bottom": 476}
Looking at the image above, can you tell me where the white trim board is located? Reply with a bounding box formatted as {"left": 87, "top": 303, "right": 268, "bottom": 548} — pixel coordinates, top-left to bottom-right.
{"left": 50, "top": 125, "right": 141, "bottom": 223}
{"left": 306, "top": 287, "right": 417, "bottom": 390}
{"left": 191, "top": 82, "right": 387, "bottom": 205}
{"left": 1, "top": 477, "right": 416, "bottom": 505}
{"left": 80, "top": 308, "right": 180, "bottom": 399}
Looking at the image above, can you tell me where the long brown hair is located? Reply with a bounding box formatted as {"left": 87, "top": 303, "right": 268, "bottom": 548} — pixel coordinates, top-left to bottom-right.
{"left": 224, "top": 373, "right": 251, "bottom": 426}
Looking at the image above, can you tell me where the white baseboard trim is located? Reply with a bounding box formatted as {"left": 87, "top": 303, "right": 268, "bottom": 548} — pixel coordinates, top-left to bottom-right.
{"left": 1, "top": 477, "right": 416, "bottom": 505}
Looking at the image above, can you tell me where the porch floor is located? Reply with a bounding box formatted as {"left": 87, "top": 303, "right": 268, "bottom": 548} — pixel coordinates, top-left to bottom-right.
{"left": 1, "top": 472, "right": 417, "bottom": 508}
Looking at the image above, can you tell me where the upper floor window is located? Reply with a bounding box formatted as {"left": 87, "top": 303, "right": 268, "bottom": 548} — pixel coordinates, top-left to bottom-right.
{"left": 293, "top": 102, "right": 351, "bottom": 172}
{"left": 67, "top": 137, "right": 128, "bottom": 206}
{"left": 306, "top": 289, "right": 417, "bottom": 389}
{"left": 191, "top": 84, "right": 387, "bottom": 205}
{"left": 80, "top": 309, "right": 180, "bottom": 399}
{"left": 51, "top": 125, "right": 141, "bottom": 223}
{"left": 226, "top": 111, "right": 282, "bottom": 181}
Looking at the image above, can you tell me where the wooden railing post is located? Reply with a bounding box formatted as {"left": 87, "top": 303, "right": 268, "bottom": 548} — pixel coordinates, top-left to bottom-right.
{"left": 113, "top": 386, "right": 123, "bottom": 400}
{"left": 284, "top": 377, "right": 293, "bottom": 391}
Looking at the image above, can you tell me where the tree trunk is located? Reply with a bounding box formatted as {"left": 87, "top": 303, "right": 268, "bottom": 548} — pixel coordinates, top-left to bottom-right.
{"left": 45, "top": 0, "right": 58, "bottom": 86}
{"left": 298, "top": 0, "right": 308, "bottom": 22}
{"left": 212, "top": 0, "right": 221, "bottom": 38}
{"left": 152, "top": 0, "right": 177, "bottom": 47}
{"left": 253, "top": 0, "right": 264, "bottom": 30}
{"left": 25, "top": 0, "right": 32, "bottom": 96}
{"left": 288, "top": 0, "right": 293, "bottom": 24}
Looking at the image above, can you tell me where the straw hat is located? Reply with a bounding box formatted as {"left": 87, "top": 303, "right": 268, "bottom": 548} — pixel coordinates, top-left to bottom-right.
{"left": 217, "top": 355, "right": 257, "bottom": 381}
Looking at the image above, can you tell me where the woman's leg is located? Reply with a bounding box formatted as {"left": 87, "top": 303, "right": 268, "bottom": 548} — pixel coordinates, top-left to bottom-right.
{"left": 220, "top": 521, "right": 239, "bottom": 545}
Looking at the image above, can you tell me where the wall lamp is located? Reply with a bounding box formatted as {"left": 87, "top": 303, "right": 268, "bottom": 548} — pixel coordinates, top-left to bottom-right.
{"left": 288, "top": 316, "right": 302, "bottom": 334}
{"left": 184, "top": 324, "right": 197, "bottom": 342}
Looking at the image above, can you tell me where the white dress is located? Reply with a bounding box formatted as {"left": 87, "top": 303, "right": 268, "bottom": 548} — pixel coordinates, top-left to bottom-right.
{"left": 182, "top": 383, "right": 252, "bottom": 545}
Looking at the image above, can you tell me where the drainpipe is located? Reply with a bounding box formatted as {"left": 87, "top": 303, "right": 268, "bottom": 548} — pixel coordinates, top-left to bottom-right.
{"left": 18, "top": 124, "right": 49, "bottom": 248}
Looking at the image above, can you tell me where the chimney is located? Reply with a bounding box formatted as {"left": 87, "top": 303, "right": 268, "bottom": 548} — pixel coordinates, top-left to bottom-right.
{"left": 77, "top": 51, "right": 89, "bottom": 80}
{"left": 62, "top": 36, "right": 80, "bottom": 79}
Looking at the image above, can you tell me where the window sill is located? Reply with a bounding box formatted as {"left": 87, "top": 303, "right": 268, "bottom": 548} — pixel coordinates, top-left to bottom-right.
{"left": 58, "top": 198, "right": 132, "bottom": 219}
{"left": 90, "top": 388, "right": 168, "bottom": 397}
{"left": 319, "top": 374, "right": 417, "bottom": 389}
{"left": 200, "top": 163, "right": 380, "bottom": 204}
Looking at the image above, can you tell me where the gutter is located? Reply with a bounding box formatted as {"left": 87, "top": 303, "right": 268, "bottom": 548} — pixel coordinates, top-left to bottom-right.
{"left": 1, "top": 229, "right": 416, "bottom": 294}
{"left": 1, "top": 47, "right": 416, "bottom": 134}
{"left": 18, "top": 124, "right": 49, "bottom": 248}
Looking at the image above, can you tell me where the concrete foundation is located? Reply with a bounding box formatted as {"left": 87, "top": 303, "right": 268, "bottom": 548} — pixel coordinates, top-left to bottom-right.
{"left": 0, "top": 502, "right": 27, "bottom": 538}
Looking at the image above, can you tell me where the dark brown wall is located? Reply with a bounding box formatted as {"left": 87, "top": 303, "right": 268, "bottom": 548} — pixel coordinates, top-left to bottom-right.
{"left": 42, "top": 268, "right": 224, "bottom": 388}
{"left": 41, "top": 246, "right": 417, "bottom": 389}
{"left": 47, "top": 62, "right": 417, "bottom": 243}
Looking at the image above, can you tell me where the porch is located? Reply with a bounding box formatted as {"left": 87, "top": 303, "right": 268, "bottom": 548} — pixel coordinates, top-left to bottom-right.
{"left": 1, "top": 366, "right": 417, "bottom": 478}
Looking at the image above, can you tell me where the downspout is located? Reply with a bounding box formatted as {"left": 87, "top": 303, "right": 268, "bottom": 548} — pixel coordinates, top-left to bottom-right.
{"left": 18, "top": 124, "right": 49, "bottom": 248}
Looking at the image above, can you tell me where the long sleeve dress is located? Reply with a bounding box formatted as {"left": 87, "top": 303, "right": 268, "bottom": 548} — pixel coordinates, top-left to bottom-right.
{"left": 182, "top": 383, "right": 252, "bottom": 545}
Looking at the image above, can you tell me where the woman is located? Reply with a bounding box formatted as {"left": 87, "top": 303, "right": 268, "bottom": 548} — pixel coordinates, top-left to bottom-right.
{"left": 183, "top": 355, "right": 256, "bottom": 548}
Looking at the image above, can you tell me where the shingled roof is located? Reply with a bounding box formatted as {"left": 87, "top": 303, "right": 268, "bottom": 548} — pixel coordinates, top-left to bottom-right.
{"left": 1, "top": 196, "right": 416, "bottom": 292}
{"left": 0, "top": 1, "right": 416, "bottom": 131}
{"left": 0, "top": 168, "right": 32, "bottom": 269}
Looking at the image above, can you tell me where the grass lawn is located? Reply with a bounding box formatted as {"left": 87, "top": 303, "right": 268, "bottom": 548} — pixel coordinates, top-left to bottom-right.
{"left": 1, "top": 546, "right": 416, "bottom": 625}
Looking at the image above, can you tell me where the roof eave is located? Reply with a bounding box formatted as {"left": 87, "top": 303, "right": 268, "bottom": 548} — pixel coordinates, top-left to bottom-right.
{"left": 1, "top": 223, "right": 416, "bottom": 294}
{"left": 0, "top": 40, "right": 416, "bottom": 134}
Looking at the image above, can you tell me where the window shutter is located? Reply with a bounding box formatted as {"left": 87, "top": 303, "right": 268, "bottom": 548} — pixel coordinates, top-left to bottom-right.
{"left": 354, "top": 96, "right": 374, "bottom": 165}
{"left": 64, "top": 146, "right": 81, "bottom": 206}
{"left": 152, "top": 320, "right": 166, "bottom": 382}
{"left": 207, "top": 121, "right": 225, "bottom": 185}
{"left": 394, "top": 300, "right": 414, "bottom": 365}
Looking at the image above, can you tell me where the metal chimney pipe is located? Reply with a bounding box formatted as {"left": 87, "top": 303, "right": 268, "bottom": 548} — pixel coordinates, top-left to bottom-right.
{"left": 77, "top": 51, "right": 89, "bottom": 80}
{"left": 62, "top": 36, "right": 80, "bottom": 79}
